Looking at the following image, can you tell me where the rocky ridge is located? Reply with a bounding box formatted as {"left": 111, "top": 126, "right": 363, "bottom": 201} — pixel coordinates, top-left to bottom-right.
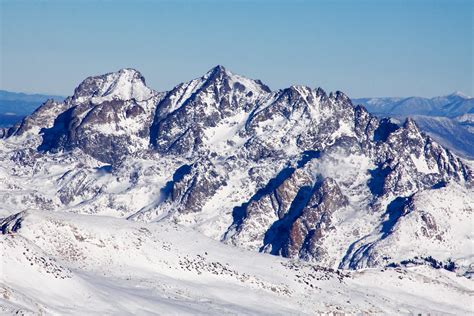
{"left": 1, "top": 66, "right": 472, "bottom": 275}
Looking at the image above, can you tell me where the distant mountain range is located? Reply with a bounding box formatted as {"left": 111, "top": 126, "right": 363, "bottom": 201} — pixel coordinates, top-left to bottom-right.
{"left": 0, "top": 90, "right": 64, "bottom": 127}
{"left": 353, "top": 91, "right": 473, "bottom": 118}
{"left": 352, "top": 92, "right": 474, "bottom": 159}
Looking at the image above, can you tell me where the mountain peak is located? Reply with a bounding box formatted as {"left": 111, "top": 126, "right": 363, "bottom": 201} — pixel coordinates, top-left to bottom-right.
{"left": 211, "top": 64, "right": 227, "bottom": 73}
{"left": 204, "top": 65, "right": 231, "bottom": 80}
{"left": 448, "top": 91, "right": 470, "bottom": 99}
{"left": 116, "top": 68, "right": 146, "bottom": 82}
{"left": 72, "top": 68, "right": 153, "bottom": 102}
{"left": 328, "top": 90, "right": 351, "bottom": 105}
{"left": 198, "top": 65, "right": 271, "bottom": 94}
{"left": 403, "top": 116, "right": 420, "bottom": 133}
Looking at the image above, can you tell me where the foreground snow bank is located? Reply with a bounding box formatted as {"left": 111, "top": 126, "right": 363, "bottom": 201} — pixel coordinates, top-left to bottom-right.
{"left": 1, "top": 210, "right": 472, "bottom": 315}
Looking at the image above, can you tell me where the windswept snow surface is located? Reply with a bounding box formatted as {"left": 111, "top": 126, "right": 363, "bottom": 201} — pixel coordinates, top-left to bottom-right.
{"left": 1, "top": 210, "right": 473, "bottom": 315}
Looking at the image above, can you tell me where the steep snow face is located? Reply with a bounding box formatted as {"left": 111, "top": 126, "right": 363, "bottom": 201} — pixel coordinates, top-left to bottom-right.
{"left": 1, "top": 66, "right": 473, "bottom": 275}
{"left": 72, "top": 68, "right": 154, "bottom": 103}
{"left": 340, "top": 183, "right": 474, "bottom": 272}
{"left": 1, "top": 210, "right": 473, "bottom": 315}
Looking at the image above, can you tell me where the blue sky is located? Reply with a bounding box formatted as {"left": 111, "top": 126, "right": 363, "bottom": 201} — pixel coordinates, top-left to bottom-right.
{"left": 1, "top": 0, "right": 472, "bottom": 97}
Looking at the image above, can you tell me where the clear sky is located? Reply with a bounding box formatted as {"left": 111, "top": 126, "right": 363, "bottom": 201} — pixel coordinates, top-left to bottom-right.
{"left": 1, "top": 0, "right": 472, "bottom": 98}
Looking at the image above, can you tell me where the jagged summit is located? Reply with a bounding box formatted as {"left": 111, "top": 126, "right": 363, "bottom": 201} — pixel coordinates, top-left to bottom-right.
{"left": 200, "top": 65, "right": 272, "bottom": 93}
{"left": 202, "top": 65, "right": 351, "bottom": 105}
{"left": 448, "top": 91, "right": 471, "bottom": 99}
{"left": 329, "top": 90, "right": 352, "bottom": 104}
{"left": 72, "top": 68, "right": 154, "bottom": 103}
{"left": 204, "top": 64, "right": 228, "bottom": 78}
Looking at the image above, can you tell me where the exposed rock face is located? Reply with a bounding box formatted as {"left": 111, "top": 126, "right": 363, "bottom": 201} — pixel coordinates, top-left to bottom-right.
{"left": 150, "top": 65, "right": 271, "bottom": 155}
{"left": 8, "top": 69, "right": 162, "bottom": 163}
{"left": 7, "top": 99, "right": 69, "bottom": 138}
{"left": 159, "top": 158, "right": 227, "bottom": 215}
{"left": 279, "top": 178, "right": 349, "bottom": 260}
{"left": 2, "top": 66, "right": 472, "bottom": 272}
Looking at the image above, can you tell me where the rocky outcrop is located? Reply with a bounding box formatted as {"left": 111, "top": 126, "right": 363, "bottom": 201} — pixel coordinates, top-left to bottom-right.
{"left": 150, "top": 65, "right": 271, "bottom": 155}
{"left": 15, "top": 69, "right": 163, "bottom": 163}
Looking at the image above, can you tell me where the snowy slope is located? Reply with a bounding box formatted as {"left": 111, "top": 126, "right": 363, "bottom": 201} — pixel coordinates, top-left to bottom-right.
{"left": 1, "top": 210, "right": 473, "bottom": 315}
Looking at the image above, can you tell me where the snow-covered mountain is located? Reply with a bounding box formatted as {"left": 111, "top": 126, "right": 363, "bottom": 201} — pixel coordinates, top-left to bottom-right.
{"left": 0, "top": 90, "right": 64, "bottom": 116}
{"left": 353, "top": 92, "right": 473, "bottom": 118}
{"left": 400, "top": 115, "right": 474, "bottom": 159}
{"left": 456, "top": 113, "right": 474, "bottom": 133}
{"left": 1, "top": 66, "right": 473, "bottom": 314}
{"left": 0, "top": 90, "right": 64, "bottom": 128}
{"left": 353, "top": 93, "right": 474, "bottom": 159}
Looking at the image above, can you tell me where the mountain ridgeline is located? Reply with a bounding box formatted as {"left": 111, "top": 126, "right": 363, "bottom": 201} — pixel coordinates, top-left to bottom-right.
{"left": 1, "top": 66, "right": 472, "bottom": 273}
{"left": 0, "top": 90, "right": 65, "bottom": 129}
{"left": 353, "top": 92, "right": 473, "bottom": 118}
{"left": 353, "top": 93, "right": 474, "bottom": 159}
